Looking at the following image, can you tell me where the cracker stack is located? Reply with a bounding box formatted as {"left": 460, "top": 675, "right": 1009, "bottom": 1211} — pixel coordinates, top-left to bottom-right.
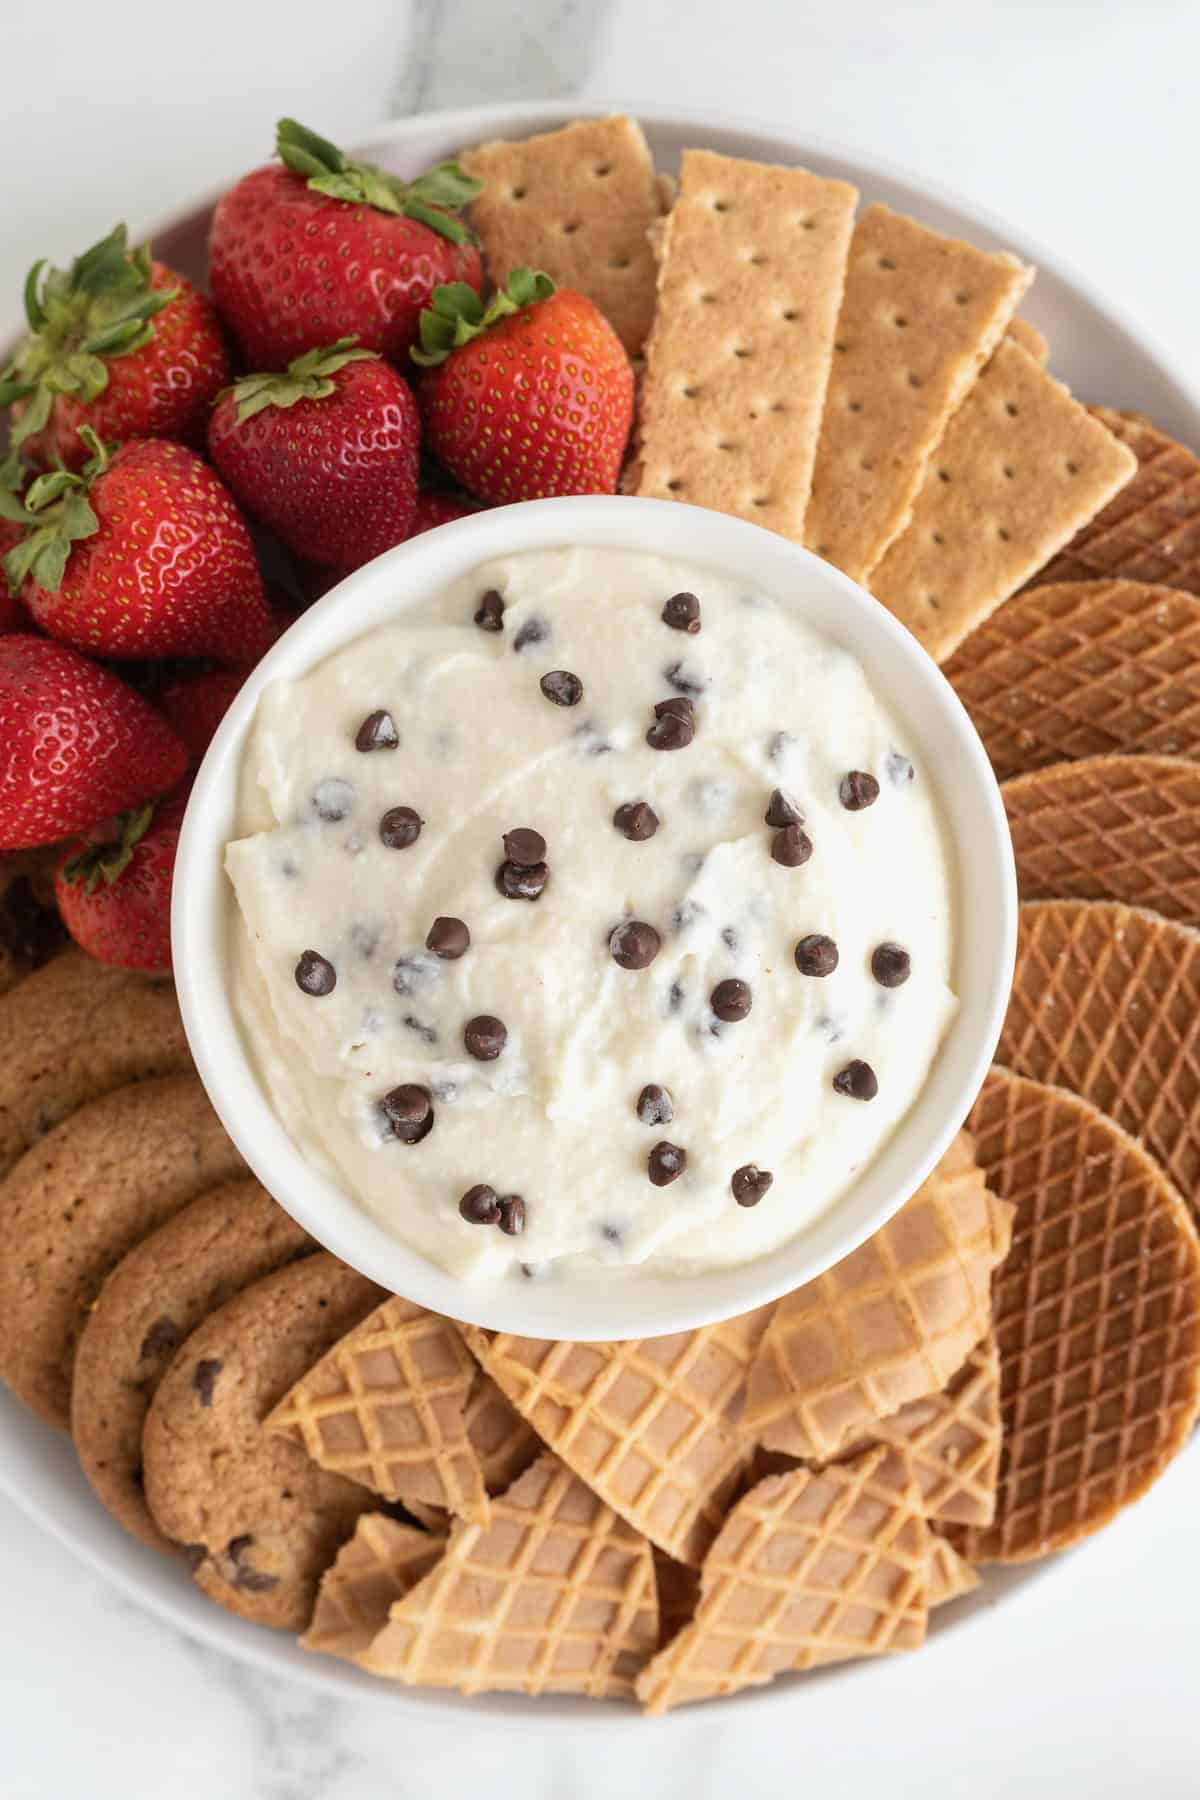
{"left": 742, "top": 1133, "right": 1007, "bottom": 1460}
{"left": 804, "top": 205, "right": 1032, "bottom": 584}
{"left": 632, "top": 149, "right": 858, "bottom": 540}
{"left": 634, "top": 1447, "right": 929, "bottom": 1714}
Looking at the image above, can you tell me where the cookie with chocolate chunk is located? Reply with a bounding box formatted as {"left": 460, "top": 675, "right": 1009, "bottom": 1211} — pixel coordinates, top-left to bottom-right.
{"left": 0, "top": 1074, "right": 245, "bottom": 1427}
{"left": 142, "top": 1254, "right": 385, "bottom": 1629}
{"left": 0, "top": 949, "right": 190, "bottom": 1178}
{"left": 71, "top": 1178, "right": 312, "bottom": 1553}
{"left": 0, "top": 849, "right": 64, "bottom": 997}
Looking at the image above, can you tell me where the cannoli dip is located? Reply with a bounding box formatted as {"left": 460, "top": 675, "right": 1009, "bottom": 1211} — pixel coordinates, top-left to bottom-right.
{"left": 227, "top": 547, "right": 958, "bottom": 1281}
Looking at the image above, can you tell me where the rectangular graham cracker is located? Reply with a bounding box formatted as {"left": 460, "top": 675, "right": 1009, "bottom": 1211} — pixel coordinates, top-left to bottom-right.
{"left": 630, "top": 149, "right": 858, "bottom": 541}
{"left": 869, "top": 338, "right": 1137, "bottom": 661}
{"left": 805, "top": 205, "right": 1033, "bottom": 582}
{"left": 460, "top": 116, "right": 664, "bottom": 356}
{"left": 1007, "top": 316, "right": 1048, "bottom": 366}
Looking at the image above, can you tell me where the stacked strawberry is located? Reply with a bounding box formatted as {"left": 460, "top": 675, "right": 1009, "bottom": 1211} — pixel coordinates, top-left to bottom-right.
{"left": 0, "top": 116, "right": 636, "bottom": 975}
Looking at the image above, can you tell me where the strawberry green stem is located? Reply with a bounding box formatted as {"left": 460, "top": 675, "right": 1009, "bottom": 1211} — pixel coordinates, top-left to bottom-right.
{"left": 1, "top": 428, "right": 109, "bottom": 594}
{"left": 62, "top": 803, "right": 155, "bottom": 894}
{"left": 275, "top": 118, "right": 482, "bottom": 247}
{"left": 225, "top": 337, "right": 379, "bottom": 423}
{"left": 410, "top": 267, "right": 555, "bottom": 367}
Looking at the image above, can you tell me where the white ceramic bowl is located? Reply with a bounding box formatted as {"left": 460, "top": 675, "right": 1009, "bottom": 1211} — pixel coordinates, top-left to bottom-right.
{"left": 173, "top": 493, "right": 1015, "bottom": 1338}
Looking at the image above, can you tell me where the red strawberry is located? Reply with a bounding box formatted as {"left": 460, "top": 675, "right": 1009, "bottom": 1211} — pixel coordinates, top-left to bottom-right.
{"left": 0, "top": 225, "right": 231, "bottom": 472}
{"left": 408, "top": 490, "right": 481, "bottom": 536}
{"left": 208, "top": 340, "right": 419, "bottom": 569}
{"left": 157, "top": 667, "right": 247, "bottom": 765}
{"left": 413, "top": 270, "right": 633, "bottom": 502}
{"left": 208, "top": 119, "right": 483, "bottom": 371}
{"left": 0, "top": 634, "right": 187, "bottom": 850}
{"left": 4, "top": 434, "right": 274, "bottom": 662}
{"left": 55, "top": 787, "right": 187, "bottom": 974}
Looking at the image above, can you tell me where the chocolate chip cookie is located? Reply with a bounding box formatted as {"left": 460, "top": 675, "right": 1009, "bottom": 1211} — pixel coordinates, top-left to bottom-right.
{"left": 142, "top": 1254, "right": 384, "bottom": 1630}
{"left": 0, "top": 949, "right": 190, "bottom": 1178}
{"left": 71, "top": 1177, "right": 312, "bottom": 1553}
{"left": 0, "top": 849, "right": 64, "bottom": 997}
{"left": 0, "top": 1073, "right": 245, "bottom": 1427}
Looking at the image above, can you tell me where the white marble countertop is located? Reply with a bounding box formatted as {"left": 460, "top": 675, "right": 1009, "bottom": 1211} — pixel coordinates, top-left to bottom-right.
{"left": 4, "top": 2, "right": 1200, "bottom": 1793}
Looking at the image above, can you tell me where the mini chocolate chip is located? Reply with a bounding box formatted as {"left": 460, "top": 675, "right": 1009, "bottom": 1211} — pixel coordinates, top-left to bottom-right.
{"left": 636, "top": 1083, "right": 674, "bottom": 1126}
{"left": 497, "top": 1194, "right": 526, "bottom": 1236}
{"left": 572, "top": 719, "right": 612, "bottom": 756}
{"left": 464, "top": 1014, "right": 507, "bottom": 1060}
{"left": 496, "top": 859, "right": 549, "bottom": 900}
{"left": 426, "top": 916, "right": 470, "bottom": 959}
{"left": 667, "top": 980, "right": 686, "bottom": 1013}
{"left": 139, "top": 1317, "right": 183, "bottom": 1362}
{"left": 731, "top": 1164, "right": 774, "bottom": 1207}
{"left": 772, "top": 824, "right": 813, "bottom": 867}
{"left": 512, "top": 613, "right": 549, "bottom": 651}
{"left": 720, "top": 925, "right": 740, "bottom": 952}
{"left": 222, "top": 1535, "right": 278, "bottom": 1593}
{"left": 380, "top": 1083, "right": 434, "bottom": 1144}
{"left": 295, "top": 949, "right": 336, "bottom": 996}
{"left": 765, "top": 787, "right": 803, "bottom": 828}
{"left": 840, "top": 770, "right": 880, "bottom": 811}
{"left": 392, "top": 953, "right": 438, "bottom": 995}
{"left": 711, "top": 978, "right": 752, "bottom": 1021}
{"left": 379, "top": 805, "right": 422, "bottom": 849}
{"left": 833, "top": 1059, "right": 879, "bottom": 1100}
{"left": 355, "top": 709, "right": 399, "bottom": 752}
{"left": 503, "top": 827, "right": 547, "bottom": 866}
{"left": 662, "top": 591, "right": 701, "bottom": 633}
{"left": 656, "top": 695, "right": 694, "bottom": 724}
{"left": 474, "top": 588, "right": 505, "bottom": 631}
{"left": 663, "top": 659, "right": 707, "bottom": 698}
{"left": 192, "top": 1359, "right": 222, "bottom": 1406}
{"left": 614, "top": 801, "right": 659, "bottom": 840}
{"left": 311, "top": 777, "right": 356, "bottom": 822}
{"left": 647, "top": 696, "right": 694, "bottom": 751}
{"left": 610, "top": 920, "right": 661, "bottom": 970}
{"left": 886, "top": 750, "right": 914, "bottom": 786}
{"left": 648, "top": 1141, "right": 687, "bottom": 1186}
{"left": 767, "top": 730, "right": 795, "bottom": 764}
{"left": 871, "top": 943, "right": 912, "bottom": 987}
{"left": 794, "top": 934, "right": 839, "bottom": 977}
{"left": 349, "top": 921, "right": 380, "bottom": 960}
{"left": 402, "top": 1013, "right": 438, "bottom": 1045}
{"left": 540, "top": 669, "right": 583, "bottom": 706}
{"left": 460, "top": 1183, "right": 501, "bottom": 1224}
{"left": 671, "top": 900, "right": 703, "bottom": 932}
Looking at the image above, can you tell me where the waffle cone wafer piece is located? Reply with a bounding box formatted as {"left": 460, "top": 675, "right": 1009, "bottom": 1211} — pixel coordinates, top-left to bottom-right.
{"left": 869, "top": 341, "right": 1136, "bottom": 662}
{"left": 999, "top": 900, "right": 1200, "bottom": 1223}
{"left": 303, "top": 1513, "right": 446, "bottom": 1662}
{"left": 1004, "top": 754, "right": 1200, "bottom": 926}
{"left": 742, "top": 1133, "right": 1007, "bottom": 1462}
{"left": 871, "top": 1334, "right": 1002, "bottom": 1528}
{"left": 1028, "top": 409, "right": 1200, "bottom": 594}
{"left": 926, "top": 1534, "right": 980, "bottom": 1607}
{"left": 944, "top": 580, "right": 1200, "bottom": 780}
{"left": 960, "top": 1068, "right": 1200, "bottom": 1562}
{"left": 805, "top": 205, "right": 1031, "bottom": 583}
{"left": 463, "top": 1369, "right": 541, "bottom": 1495}
{"left": 267, "top": 1297, "right": 489, "bottom": 1525}
{"left": 464, "top": 1307, "right": 774, "bottom": 1565}
{"left": 358, "top": 1452, "right": 658, "bottom": 1698}
{"left": 634, "top": 1446, "right": 929, "bottom": 1714}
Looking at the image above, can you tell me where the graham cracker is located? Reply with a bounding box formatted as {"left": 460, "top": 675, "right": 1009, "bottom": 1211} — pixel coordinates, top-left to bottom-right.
{"left": 869, "top": 339, "right": 1136, "bottom": 661}
{"left": 631, "top": 148, "right": 858, "bottom": 540}
{"left": 1028, "top": 409, "right": 1200, "bottom": 593}
{"left": 460, "top": 116, "right": 662, "bottom": 355}
{"left": 1004, "top": 753, "right": 1200, "bottom": 926}
{"left": 1006, "top": 317, "right": 1048, "bottom": 365}
{"left": 805, "top": 205, "right": 1032, "bottom": 583}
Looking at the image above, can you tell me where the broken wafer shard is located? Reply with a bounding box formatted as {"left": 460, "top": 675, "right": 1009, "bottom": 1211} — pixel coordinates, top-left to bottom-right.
{"left": 1004, "top": 753, "right": 1200, "bottom": 927}
{"left": 944, "top": 579, "right": 1200, "bottom": 781}
{"left": 805, "top": 204, "right": 1032, "bottom": 584}
{"left": 462, "top": 1368, "right": 542, "bottom": 1496}
{"left": 961, "top": 1068, "right": 1200, "bottom": 1562}
{"left": 460, "top": 116, "right": 664, "bottom": 356}
{"left": 266, "top": 1295, "right": 489, "bottom": 1525}
{"left": 358, "top": 1452, "right": 658, "bottom": 1698}
{"left": 464, "top": 1306, "right": 774, "bottom": 1565}
{"left": 1028, "top": 408, "right": 1200, "bottom": 594}
{"left": 926, "top": 1534, "right": 980, "bottom": 1607}
{"left": 871, "top": 1334, "right": 1002, "bottom": 1528}
{"left": 868, "top": 340, "right": 1136, "bottom": 661}
{"left": 634, "top": 1446, "right": 929, "bottom": 1714}
{"left": 303, "top": 1513, "right": 446, "bottom": 1662}
{"left": 742, "top": 1133, "right": 1006, "bottom": 1462}
{"left": 631, "top": 149, "right": 858, "bottom": 539}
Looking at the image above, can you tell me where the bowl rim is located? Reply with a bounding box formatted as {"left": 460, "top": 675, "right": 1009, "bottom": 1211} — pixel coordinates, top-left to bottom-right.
{"left": 173, "top": 492, "right": 1016, "bottom": 1339}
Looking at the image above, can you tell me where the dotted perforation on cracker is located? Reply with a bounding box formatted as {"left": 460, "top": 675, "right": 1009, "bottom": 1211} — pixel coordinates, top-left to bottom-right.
{"left": 961, "top": 1069, "right": 1200, "bottom": 1562}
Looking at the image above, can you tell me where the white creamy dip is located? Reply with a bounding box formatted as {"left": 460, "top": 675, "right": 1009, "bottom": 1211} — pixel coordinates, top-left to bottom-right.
{"left": 228, "top": 547, "right": 958, "bottom": 1281}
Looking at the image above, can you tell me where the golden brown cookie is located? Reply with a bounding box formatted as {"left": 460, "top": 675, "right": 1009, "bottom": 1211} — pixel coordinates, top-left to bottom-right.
{"left": 0, "top": 949, "right": 190, "bottom": 1178}
{"left": 70, "top": 1178, "right": 312, "bottom": 1552}
{"left": 0, "top": 849, "right": 64, "bottom": 997}
{"left": 0, "top": 1074, "right": 245, "bottom": 1427}
{"left": 142, "top": 1254, "right": 384, "bottom": 1630}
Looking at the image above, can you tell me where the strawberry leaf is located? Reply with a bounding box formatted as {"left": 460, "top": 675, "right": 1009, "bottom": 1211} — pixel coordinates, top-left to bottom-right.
{"left": 275, "top": 120, "right": 480, "bottom": 244}
{"left": 410, "top": 267, "right": 556, "bottom": 367}
{"left": 62, "top": 803, "right": 154, "bottom": 893}
{"left": 2, "top": 456, "right": 100, "bottom": 596}
{"left": 226, "top": 336, "right": 379, "bottom": 422}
